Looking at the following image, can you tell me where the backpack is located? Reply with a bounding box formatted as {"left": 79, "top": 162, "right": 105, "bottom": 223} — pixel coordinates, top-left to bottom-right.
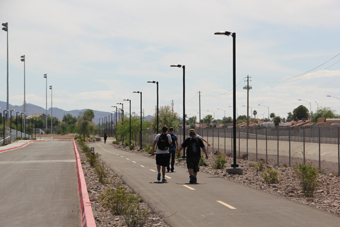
{"left": 157, "top": 133, "right": 169, "bottom": 150}
{"left": 169, "top": 133, "right": 176, "bottom": 148}
{"left": 187, "top": 137, "right": 200, "bottom": 156}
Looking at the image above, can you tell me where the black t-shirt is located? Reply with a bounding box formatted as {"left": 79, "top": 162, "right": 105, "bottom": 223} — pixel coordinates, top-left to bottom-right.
{"left": 181, "top": 136, "right": 205, "bottom": 157}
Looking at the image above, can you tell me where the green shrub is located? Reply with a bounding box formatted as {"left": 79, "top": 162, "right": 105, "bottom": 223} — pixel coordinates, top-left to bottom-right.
{"left": 99, "top": 184, "right": 147, "bottom": 227}
{"left": 112, "top": 141, "right": 119, "bottom": 145}
{"left": 262, "top": 168, "right": 279, "bottom": 184}
{"left": 213, "top": 154, "right": 226, "bottom": 169}
{"left": 87, "top": 153, "right": 99, "bottom": 167}
{"left": 294, "top": 163, "right": 319, "bottom": 197}
{"left": 254, "top": 159, "right": 265, "bottom": 172}
{"left": 199, "top": 156, "right": 208, "bottom": 166}
{"left": 95, "top": 162, "right": 108, "bottom": 184}
{"left": 129, "top": 144, "right": 135, "bottom": 150}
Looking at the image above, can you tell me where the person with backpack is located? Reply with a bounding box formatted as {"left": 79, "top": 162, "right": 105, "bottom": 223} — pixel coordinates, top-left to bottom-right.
{"left": 104, "top": 133, "right": 107, "bottom": 144}
{"left": 178, "top": 129, "right": 208, "bottom": 184}
{"left": 167, "top": 127, "right": 178, "bottom": 172}
{"left": 151, "top": 125, "right": 172, "bottom": 182}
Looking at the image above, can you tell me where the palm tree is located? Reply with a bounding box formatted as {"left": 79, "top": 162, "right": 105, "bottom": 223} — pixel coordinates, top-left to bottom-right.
{"left": 253, "top": 110, "right": 257, "bottom": 119}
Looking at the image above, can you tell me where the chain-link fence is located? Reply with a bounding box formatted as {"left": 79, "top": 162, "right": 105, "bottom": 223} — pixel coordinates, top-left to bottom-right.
{"left": 140, "top": 126, "right": 340, "bottom": 175}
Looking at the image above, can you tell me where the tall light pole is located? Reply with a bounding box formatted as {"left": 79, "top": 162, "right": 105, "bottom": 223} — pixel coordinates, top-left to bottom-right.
{"left": 117, "top": 103, "right": 124, "bottom": 120}
{"left": 327, "top": 95, "right": 340, "bottom": 100}
{"left": 258, "top": 104, "right": 269, "bottom": 120}
{"left": 112, "top": 106, "right": 118, "bottom": 136}
{"left": 215, "top": 30, "right": 241, "bottom": 174}
{"left": 43, "top": 74, "right": 47, "bottom": 131}
{"left": 133, "top": 91, "right": 143, "bottom": 150}
{"left": 50, "top": 85, "right": 53, "bottom": 132}
{"left": 147, "top": 81, "right": 159, "bottom": 133}
{"left": 170, "top": 64, "right": 186, "bottom": 159}
{"left": 20, "top": 55, "right": 26, "bottom": 135}
{"left": 16, "top": 111, "right": 20, "bottom": 138}
{"left": 2, "top": 22, "right": 9, "bottom": 121}
{"left": 124, "top": 99, "right": 132, "bottom": 146}
{"left": 298, "top": 99, "right": 312, "bottom": 125}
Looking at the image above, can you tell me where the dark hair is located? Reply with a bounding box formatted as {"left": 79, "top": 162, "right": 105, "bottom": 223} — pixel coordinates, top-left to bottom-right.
{"left": 189, "top": 131, "right": 196, "bottom": 137}
{"left": 162, "top": 125, "right": 168, "bottom": 133}
{"left": 169, "top": 127, "right": 174, "bottom": 132}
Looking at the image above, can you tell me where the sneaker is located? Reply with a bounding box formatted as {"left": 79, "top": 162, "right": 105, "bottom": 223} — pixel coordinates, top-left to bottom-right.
{"left": 157, "top": 172, "right": 161, "bottom": 181}
{"left": 162, "top": 178, "right": 167, "bottom": 183}
{"left": 171, "top": 169, "right": 174, "bottom": 172}
{"left": 194, "top": 177, "right": 197, "bottom": 184}
{"left": 166, "top": 169, "right": 170, "bottom": 173}
{"left": 189, "top": 175, "right": 195, "bottom": 184}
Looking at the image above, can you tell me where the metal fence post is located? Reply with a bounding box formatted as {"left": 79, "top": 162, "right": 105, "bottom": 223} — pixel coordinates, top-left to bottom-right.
{"left": 218, "top": 127, "right": 220, "bottom": 152}
{"left": 303, "top": 127, "right": 306, "bottom": 164}
{"left": 289, "top": 127, "right": 291, "bottom": 167}
{"left": 338, "top": 127, "right": 339, "bottom": 176}
{"left": 277, "top": 127, "right": 279, "bottom": 166}
{"left": 238, "top": 127, "right": 240, "bottom": 157}
{"left": 266, "top": 127, "right": 268, "bottom": 164}
{"left": 246, "top": 126, "right": 249, "bottom": 156}
{"left": 319, "top": 126, "right": 321, "bottom": 170}
{"left": 212, "top": 128, "right": 214, "bottom": 152}
{"left": 224, "top": 127, "right": 226, "bottom": 154}
{"left": 255, "top": 127, "right": 258, "bottom": 161}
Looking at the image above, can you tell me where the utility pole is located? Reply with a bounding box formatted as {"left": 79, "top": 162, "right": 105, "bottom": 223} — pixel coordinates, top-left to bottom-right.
{"left": 243, "top": 75, "right": 252, "bottom": 126}
{"left": 199, "top": 91, "right": 201, "bottom": 129}
{"left": 171, "top": 100, "right": 174, "bottom": 114}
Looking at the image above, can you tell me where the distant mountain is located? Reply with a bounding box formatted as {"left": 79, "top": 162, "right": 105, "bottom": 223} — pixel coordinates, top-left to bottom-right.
{"left": 0, "top": 101, "right": 152, "bottom": 124}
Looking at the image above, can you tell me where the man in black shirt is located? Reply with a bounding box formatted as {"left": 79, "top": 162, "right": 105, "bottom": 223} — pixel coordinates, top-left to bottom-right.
{"left": 178, "top": 129, "right": 208, "bottom": 184}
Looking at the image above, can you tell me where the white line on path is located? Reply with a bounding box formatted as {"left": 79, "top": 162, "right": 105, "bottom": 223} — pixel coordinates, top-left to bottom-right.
{"left": 216, "top": 200, "right": 236, "bottom": 210}
{"left": 126, "top": 158, "right": 129, "bottom": 160}
{"left": 183, "top": 185, "right": 195, "bottom": 190}
{"left": 140, "top": 165, "right": 145, "bottom": 167}
{"left": 121, "top": 156, "right": 124, "bottom": 158}
{"left": 132, "top": 161, "right": 136, "bottom": 163}
{"left": 150, "top": 169, "right": 156, "bottom": 172}
{"left": 165, "top": 176, "right": 171, "bottom": 179}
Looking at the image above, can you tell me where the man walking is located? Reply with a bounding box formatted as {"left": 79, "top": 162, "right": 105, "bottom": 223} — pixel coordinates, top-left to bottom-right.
{"left": 167, "top": 127, "right": 178, "bottom": 172}
{"left": 178, "top": 129, "right": 208, "bottom": 184}
{"left": 151, "top": 125, "right": 172, "bottom": 182}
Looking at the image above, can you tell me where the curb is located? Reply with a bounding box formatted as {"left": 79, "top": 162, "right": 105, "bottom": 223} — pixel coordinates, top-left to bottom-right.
{"left": 0, "top": 140, "right": 33, "bottom": 153}
{"left": 72, "top": 139, "right": 96, "bottom": 227}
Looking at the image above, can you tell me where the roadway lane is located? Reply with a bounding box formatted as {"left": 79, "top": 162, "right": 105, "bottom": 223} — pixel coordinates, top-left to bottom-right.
{"left": 93, "top": 141, "right": 340, "bottom": 227}
{"left": 0, "top": 140, "right": 81, "bottom": 227}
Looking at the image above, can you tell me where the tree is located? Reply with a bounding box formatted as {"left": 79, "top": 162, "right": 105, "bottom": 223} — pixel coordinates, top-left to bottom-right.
{"left": 221, "top": 116, "right": 232, "bottom": 127}
{"left": 270, "top": 113, "right": 276, "bottom": 119}
{"left": 237, "top": 115, "right": 247, "bottom": 123}
{"left": 202, "top": 114, "right": 214, "bottom": 127}
{"left": 292, "top": 105, "right": 309, "bottom": 120}
{"left": 63, "top": 113, "right": 77, "bottom": 125}
{"left": 187, "top": 116, "right": 197, "bottom": 129}
{"left": 273, "top": 116, "right": 281, "bottom": 126}
{"left": 253, "top": 110, "right": 257, "bottom": 119}
{"left": 312, "top": 107, "right": 337, "bottom": 123}
{"left": 287, "top": 112, "right": 293, "bottom": 121}
{"left": 77, "top": 109, "right": 96, "bottom": 140}
{"left": 150, "top": 105, "right": 180, "bottom": 132}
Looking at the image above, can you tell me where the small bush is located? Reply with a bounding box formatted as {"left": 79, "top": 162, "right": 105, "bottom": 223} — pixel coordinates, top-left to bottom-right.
{"left": 255, "top": 159, "right": 265, "bottom": 172}
{"left": 95, "top": 162, "right": 108, "bottom": 184}
{"left": 112, "top": 141, "right": 119, "bottom": 145}
{"left": 99, "top": 184, "right": 147, "bottom": 227}
{"left": 294, "top": 163, "right": 319, "bottom": 197}
{"left": 213, "top": 154, "right": 226, "bottom": 169}
{"left": 240, "top": 153, "right": 248, "bottom": 160}
{"left": 199, "top": 156, "right": 208, "bottom": 167}
{"left": 262, "top": 168, "right": 279, "bottom": 184}
{"left": 129, "top": 144, "right": 135, "bottom": 150}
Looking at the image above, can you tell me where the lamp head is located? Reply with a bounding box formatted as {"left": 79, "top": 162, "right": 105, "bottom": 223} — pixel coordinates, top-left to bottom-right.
{"left": 327, "top": 95, "right": 331, "bottom": 97}
{"left": 123, "top": 99, "right": 130, "bottom": 101}
{"left": 133, "top": 91, "right": 140, "bottom": 94}
{"left": 258, "top": 104, "right": 261, "bottom": 106}
{"left": 298, "top": 99, "right": 302, "bottom": 101}
{"left": 147, "top": 81, "right": 156, "bottom": 83}
{"left": 44, "top": 73, "right": 47, "bottom": 78}
{"left": 20, "top": 55, "right": 25, "bottom": 62}
{"left": 214, "top": 31, "right": 231, "bottom": 36}
{"left": 49, "top": 86, "right": 52, "bottom": 89}
{"left": 170, "top": 64, "right": 182, "bottom": 68}
{"left": 2, "top": 22, "right": 8, "bottom": 31}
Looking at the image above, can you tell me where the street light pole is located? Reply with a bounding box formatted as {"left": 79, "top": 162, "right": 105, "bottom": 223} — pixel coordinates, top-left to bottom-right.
{"left": 124, "top": 99, "right": 132, "bottom": 146}
{"left": 43, "top": 74, "right": 47, "bottom": 131}
{"left": 215, "top": 30, "right": 242, "bottom": 174}
{"left": 133, "top": 91, "right": 143, "bottom": 150}
{"left": 147, "top": 81, "right": 159, "bottom": 133}
{"left": 20, "top": 55, "right": 26, "bottom": 135}
{"left": 112, "top": 106, "right": 118, "bottom": 137}
{"left": 2, "top": 22, "right": 9, "bottom": 122}
{"left": 298, "top": 99, "right": 312, "bottom": 125}
{"left": 258, "top": 104, "right": 269, "bottom": 120}
{"left": 50, "top": 85, "right": 53, "bottom": 132}
{"left": 16, "top": 111, "right": 20, "bottom": 139}
{"left": 117, "top": 103, "right": 124, "bottom": 120}
{"left": 170, "top": 64, "right": 186, "bottom": 159}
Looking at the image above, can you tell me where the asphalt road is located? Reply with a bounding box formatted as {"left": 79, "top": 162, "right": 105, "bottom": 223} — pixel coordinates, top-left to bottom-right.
{"left": 92, "top": 140, "right": 340, "bottom": 227}
{"left": 0, "top": 139, "right": 81, "bottom": 227}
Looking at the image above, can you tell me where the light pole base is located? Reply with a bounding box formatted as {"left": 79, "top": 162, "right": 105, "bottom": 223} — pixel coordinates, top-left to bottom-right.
{"left": 226, "top": 167, "right": 243, "bottom": 175}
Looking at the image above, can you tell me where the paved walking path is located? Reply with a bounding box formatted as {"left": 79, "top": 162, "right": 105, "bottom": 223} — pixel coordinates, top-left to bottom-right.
{"left": 93, "top": 140, "right": 340, "bottom": 227}
{"left": 0, "top": 139, "right": 81, "bottom": 227}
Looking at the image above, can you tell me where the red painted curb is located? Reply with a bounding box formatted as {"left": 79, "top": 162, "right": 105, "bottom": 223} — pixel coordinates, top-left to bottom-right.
{"left": 73, "top": 139, "right": 96, "bottom": 227}
{"left": 0, "top": 140, "right": 33, "bottom": 153}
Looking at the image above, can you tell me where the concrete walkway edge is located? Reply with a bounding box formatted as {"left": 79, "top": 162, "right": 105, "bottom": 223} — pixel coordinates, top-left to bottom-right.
{"left": 73, "top": 139, "right": 96, "bottom": 227}
{"left": 0, "top": 140, "right": 34, "bottom": 153}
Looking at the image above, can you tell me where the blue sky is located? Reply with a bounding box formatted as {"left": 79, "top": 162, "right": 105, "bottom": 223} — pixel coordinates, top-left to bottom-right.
{"left": 0, "top": 0, "right": 340, "bottom": 120}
